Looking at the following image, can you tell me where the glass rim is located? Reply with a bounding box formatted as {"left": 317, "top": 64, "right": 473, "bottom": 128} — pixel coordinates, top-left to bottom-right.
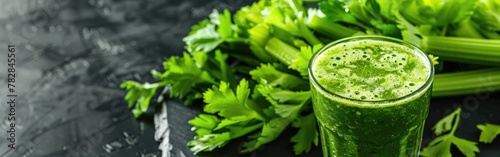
{"left": 308, "top": 35, "right": 435, "bottom": 105}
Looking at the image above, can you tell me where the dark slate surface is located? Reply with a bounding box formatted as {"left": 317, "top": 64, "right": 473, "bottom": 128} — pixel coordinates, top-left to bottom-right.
{"left": 0, "top": 0, "right": 498, "bottom": 157}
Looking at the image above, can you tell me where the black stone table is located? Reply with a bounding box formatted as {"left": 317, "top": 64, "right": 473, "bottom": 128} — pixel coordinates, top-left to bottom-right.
{"left": 0, "top": 0, "right": 498, "bottom": 157}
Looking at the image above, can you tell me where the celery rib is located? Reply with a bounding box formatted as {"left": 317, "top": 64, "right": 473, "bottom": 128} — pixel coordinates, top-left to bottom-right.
{"left": 425, "top": 43, "right": 500, "bottom": 56}
{"left": 432, "top": 68, "right": 500, "bottom": 97}
{"left": 432, "top": 86, "right": 500, "bottom": 97}
{"left": 265, "top": 37, "right": 300, "bottom": 66}
{"left": 434, "top": 68, "right": 499, "bottom": 79}
{"left": 422, "top": 36, "right": 500, "bottom": 66}
{"left": 306, "top": 15, "right": 357, "bottom": 39}
{"left": 427, "top": 51, "right": 500, "bottom": 66}
{"left": 434, "top": 80, "right": 500, "bottom": 91}
{"left": 434, "top": 68, "right": 500, "bottom": 86}
{"left": 425, "top": 36, "right": 500, "bottom": 44}
{"left": 297, "top": 19, "right": 323, "bottom": 45}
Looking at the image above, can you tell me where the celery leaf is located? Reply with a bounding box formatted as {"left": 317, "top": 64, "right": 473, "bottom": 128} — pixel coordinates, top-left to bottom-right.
{"left": 242, "top": 118, "right": 291, "bottom": 152}
{"left": 257, "top": 84, "right": 310, "bottom": 119}
{"left": 154, "top": 52, "right": 216, "bottom": 101}
{"left": 291, "top": 113, "right": 319, "bottom": 155}
{"left": 203, "top": 79, "right": 264, "bottom": 120}
{"left": 290, "top": 44, "right": 323, "bottom": 77}
{"left": 432, "top": 108, "right": 461, "bottom": 135}
{"left": 477, "top": 123, "right": 500, "bottom": 143}
{"left": 250, "top": 64, "right": 308, "bottom": 90}
{"left": 120, "top": 81, "right": 164, "bottom": 117}
{"left": 421, "top": 108, "right": 480, "bottom": 157}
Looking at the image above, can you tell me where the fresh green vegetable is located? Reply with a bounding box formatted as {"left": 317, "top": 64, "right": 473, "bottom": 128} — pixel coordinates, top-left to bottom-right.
{"left": 306, "top": 9, "right": 359, "bottom": 40}
{"left": 477, "top": 123, "right": 500, "bottom": 143}
{"left": 421, "top": 108, "right": 480, "bottom": 157}
{"left": 421, "top": 36, "right": 500, "bottom": 66}
{"left": 265, "top": 37, "right": 301, "bottom": 66}
{"left": 432, "top": 68, "right": 500, "bottom": 97}
{"left": 120, "top": 0, "right": 500, "bottom": 155}
{"left": 399, "top": 0, "right": 500, "bottom": 66}
{"left": 120, "top": 81, "right": 165, "bottom": 117}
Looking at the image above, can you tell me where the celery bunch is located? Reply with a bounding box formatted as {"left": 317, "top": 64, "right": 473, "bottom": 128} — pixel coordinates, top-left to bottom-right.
{"left": 121, "top": 0, "right": 500, "bottom": 155}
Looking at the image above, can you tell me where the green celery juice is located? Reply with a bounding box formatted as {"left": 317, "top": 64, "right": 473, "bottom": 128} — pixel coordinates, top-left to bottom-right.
{"left": 309, "top": 36, "right": 434, "bottom": 157}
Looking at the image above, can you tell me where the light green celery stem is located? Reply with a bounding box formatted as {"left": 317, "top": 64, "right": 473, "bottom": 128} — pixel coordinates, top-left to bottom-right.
{"left": 306, "top": 15, "right": 357, "bottom": 39}
{"left": 297, "top": 19, "right": 322, "bottom": 45}
{"left": 434, "top": 68, "right": 499, "bottom": 79}
{"left": 285, "top": 0, "right": 304, "bottom": 14}
{"left": 249, "top": 24, "right": 271, "bottom": 47}
{"left": 284, "top": 0, "right": 321, "bottom": 45}
{"left": 422, "top": 36, "right": 500, "bottom": 66}
{"left": 264, "top": 37, "right": 300, "bottom": 66}
{"left": 269, "top": 25, "right": 300, "bottom": 47}
{"left": 432, "top": 68, "right": 500, "bottom": 97}
{"left": 248, "top": 24, "right": 276, "bottom": 63}
{"left": 268, "top": 24, "right": 309, "bottom": 48}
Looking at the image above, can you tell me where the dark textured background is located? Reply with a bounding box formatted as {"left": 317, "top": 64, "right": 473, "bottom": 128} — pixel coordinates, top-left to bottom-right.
{"left": 0, "top": 0, "right": 498, "bottom": 157}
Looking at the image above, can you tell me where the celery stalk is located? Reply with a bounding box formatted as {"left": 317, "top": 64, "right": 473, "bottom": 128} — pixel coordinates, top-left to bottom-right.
{"left": 306, "top": 14, "right": 358, "bottom": 39}
{"left": 297, "top": 19, "right": 323, "bottom": 45}
{"left": 432, "top": 68, "right": 500, "bottom": 97}
{"left": 265, "top": 37, "right": 300, "bottom": 66}
{"left": 434, "top": 68, "right": 500, "bottom": 79}
{"left": 422, "top": 36, "right": 500, "bottom": 66}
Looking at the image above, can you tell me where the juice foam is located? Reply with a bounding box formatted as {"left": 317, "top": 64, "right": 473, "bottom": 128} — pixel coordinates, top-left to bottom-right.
{"left": 311, "top": 39, "right": 431, "bottom": 101}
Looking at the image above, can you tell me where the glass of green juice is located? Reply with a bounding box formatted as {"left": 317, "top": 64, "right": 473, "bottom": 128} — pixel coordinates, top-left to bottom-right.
{"left": 308, "top": 36, "right": 434, "bottom": 157}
